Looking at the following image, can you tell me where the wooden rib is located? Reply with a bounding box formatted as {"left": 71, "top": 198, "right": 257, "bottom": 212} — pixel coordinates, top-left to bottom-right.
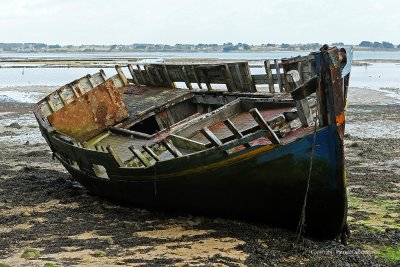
{"left": 99, "top": 69, "right": 107, "bottom": 82}
{"left": 106, "top": 145, "right": 124, "bottom": 167}
{"left": 264, "top": 60, "right": 275, "bottom": 93}
{"left": 297, "top": 62, "right": 303, "bottom": 82}
{"left": 181, "top": 66, "right": 193, "bottom": 90}
{"left": 192, "top": 66, "right": 202, "bottom": 89}
{"left": 144, "top": 65, "right": 156, "bottom": 86}
{"left": 274, "top": 59, "right": 283, "bottom": 92}
{"left": 162, "top": 65, "right": 175, "bottom": 88}
{"left": 127, "top": 64, "right": 139, "bottom": 85}
{"left": 115, "top": 65, "right": 129, "bottom": 86}
{"left": 161, "top": 141, "right": 182, "bottom": 157}
{"left": 154, "top": 67, "right": 163, "bottom": 84}
{"left": 222, "top": 64, "right": 236, "bottom": 92}
{"left": 223, "top": 119, "right": 251, "bottom": 148}
{"left": 46, "top": 97, "right": 56, "bottom": 112}
{"left": 57, "top": 91, "right": 68, "bottom": 106}
{"left": 128, "top": 146, "right": 152, "bottom": 167}
{"left": 200, "top": 69, "right": 212, "bottom": 91}
{"left": 234, "top": 64, "right": 244, "bottom": 91}
{"left": 249, "top": 108, "right": 281, "bottom": 145}
{"left": 86, "top": 74, "right": 95, "bottom": 88}
{"left": 223, "top": 119, "right": 243, "bottom": 139}
{"left": 136, "top": 65, "right": 146, "bottom": 85}
{"left": 200, "top": 127, "right": 223, "bottom": 147}
{"left": 142, "top": 145, "right": 160, "bottom": 161}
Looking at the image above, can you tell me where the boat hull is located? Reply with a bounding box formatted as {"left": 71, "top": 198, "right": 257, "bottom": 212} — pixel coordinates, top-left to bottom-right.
{"left": 56, "top": 125, "right": 346, "bottom": 240}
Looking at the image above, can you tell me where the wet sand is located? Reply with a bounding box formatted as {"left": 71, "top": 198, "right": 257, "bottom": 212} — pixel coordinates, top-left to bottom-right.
{"left": 0, "top": 87, "right": 399, "bottom": 266}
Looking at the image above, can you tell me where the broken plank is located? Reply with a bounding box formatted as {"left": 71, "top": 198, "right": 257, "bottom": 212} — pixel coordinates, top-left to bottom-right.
{"left": 249, "top": 108, "right": 281, "bottom": 145}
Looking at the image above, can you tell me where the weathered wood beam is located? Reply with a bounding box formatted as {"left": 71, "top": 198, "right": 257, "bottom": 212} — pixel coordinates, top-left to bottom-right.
{"left": 115, "top": 65, "right": 129, "bottom": 87}
{"left": 264, "top": 60, "right": 275, "bottom": 93}
{"left": 192, "top": 66, "right": 202, "bottom": 89}
{"left": 144, "top": 65, "right": 156, "bottom": 86}
{"left": 127, "top": 64, "right": 140, "bottom": 85}
{"left": 136, "top": 65, "right": 146, "bottom": 85}
{"left": 249, "top": 108, "right": 281, "bottom": 145}
{"left": 181, "top": 66, "right": 193, "bottom": 90}
{"left": 161, "top": 140, "right": 183, "bottom": 157}
{"left": 142, "top": 145, "right": 160, "bottom": 162}
{"left": 162, "top": 65, "right": 175, "bottom": 88}
{"left": 223, "top": 119, "right": 243, "bottom": 139}
{"left": 274, "top": 59, "right": 283, "bottom": 92}
{"left": 106, "top": 145, "right": 124, "bottom": 167}
{"left": 128, "top": 146, "right": 152, "bottom": 167}
{"left": 200, "top": 127, "right": 223, "bottom": 147}
{"left": 290, "top": 75, "right": 318, "bottom": 100}
{"left": 108, "top": 126, "right": 152, "bottom": 139}
{"left": 234, "top": 64, "right": 244, "bottom": 91}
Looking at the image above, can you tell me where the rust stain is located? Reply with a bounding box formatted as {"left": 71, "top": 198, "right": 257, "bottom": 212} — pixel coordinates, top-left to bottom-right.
{"left": 336, "top": 111, "right": 345, "bottom": 126}
{"left": 48, "top": 79, "right": 129, "bottom": 142}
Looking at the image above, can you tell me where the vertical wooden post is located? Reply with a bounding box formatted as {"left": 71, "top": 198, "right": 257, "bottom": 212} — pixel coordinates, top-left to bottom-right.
{"left": 234, "top": 64, "right": 244, "bottom": 91}
{"left": 274, "top": 59, "right": 283, "bottom": 92}
{"left": 287, "top": 71, "right": 313, "bottom": 127}
{"left": 264, "top": 60, "right": 275, "bottom": 93}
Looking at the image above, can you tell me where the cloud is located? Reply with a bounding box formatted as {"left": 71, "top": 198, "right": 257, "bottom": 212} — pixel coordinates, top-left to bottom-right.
{"left": 0, "top": 0, "right": 399, "bottom": 45}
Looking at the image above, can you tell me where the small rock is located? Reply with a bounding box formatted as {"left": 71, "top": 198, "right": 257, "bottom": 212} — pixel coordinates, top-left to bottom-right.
{"left": 92, "top": 250, "right": 106, "bottom": 257}
{"left": 350, "top": 142, "right": 359, "bottom": 148}
{"left": 25, "top": 141, "right": 30, "bottom": 145}
{"left": 6, "top": 122, "right": 22, "bottom": 129}
{"left": 22, "top": 211, "right": 31, "bottom": 217}
{"left": 21, "top": 248, "right": 40, "bottom": 259}
{"left": 0, "top": 263, "right": 12, "bottom": 267}
{"left": 43, "top": 263, "right": 56, "bottom": 267}
{"left": 106, "top": 237, "right": 114, "bottom": 245}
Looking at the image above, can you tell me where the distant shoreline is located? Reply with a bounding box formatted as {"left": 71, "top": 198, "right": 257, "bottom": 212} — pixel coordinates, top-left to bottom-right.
{"left": 0, "top": 57, "right": 399, "bottom": 69}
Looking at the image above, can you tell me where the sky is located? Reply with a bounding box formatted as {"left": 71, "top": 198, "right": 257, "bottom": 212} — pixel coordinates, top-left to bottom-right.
{"left": 0, "top": 0, "right": 399, "bottom": 45}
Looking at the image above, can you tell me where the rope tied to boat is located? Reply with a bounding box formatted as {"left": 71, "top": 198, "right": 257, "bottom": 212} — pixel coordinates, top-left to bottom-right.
{"left": 296, "top": 107, "right": 319, "bottom": 241}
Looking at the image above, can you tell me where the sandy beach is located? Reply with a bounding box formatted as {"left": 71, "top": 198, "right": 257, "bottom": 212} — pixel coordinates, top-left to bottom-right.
{"left": 0, "top": 85, "right": 399, "bottom": 266}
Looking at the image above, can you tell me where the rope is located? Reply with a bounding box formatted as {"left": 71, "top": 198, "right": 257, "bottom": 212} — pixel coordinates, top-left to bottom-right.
{"left": 296, "top": 107, "right": 319, "bottom": 241}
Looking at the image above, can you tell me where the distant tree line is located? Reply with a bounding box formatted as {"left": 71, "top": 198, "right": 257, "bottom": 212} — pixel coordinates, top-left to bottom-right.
{"left": 359, "top": 41, "right": 400, "bottom": 49}
{"left": 1, "top": 42, "right": 400, "bottom": 53}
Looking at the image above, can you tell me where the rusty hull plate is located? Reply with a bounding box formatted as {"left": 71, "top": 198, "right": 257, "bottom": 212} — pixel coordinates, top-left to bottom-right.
{"left": 48, "top": 79, "right": 129, "bottom": 142}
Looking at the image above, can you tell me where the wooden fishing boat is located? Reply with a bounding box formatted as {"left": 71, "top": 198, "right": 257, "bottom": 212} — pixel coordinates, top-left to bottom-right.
{"left": 33, "top": 46, "right": 352, "bottom": 240}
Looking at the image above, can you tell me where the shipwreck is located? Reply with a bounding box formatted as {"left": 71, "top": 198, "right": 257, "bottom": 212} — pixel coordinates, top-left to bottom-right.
{"left": 33, "top": 46, "right": 352, "bottom": 240}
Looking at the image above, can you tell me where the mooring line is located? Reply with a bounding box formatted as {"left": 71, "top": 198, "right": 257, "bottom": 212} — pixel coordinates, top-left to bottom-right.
{"left": 296, "top": 107, "right": 319, "bottom": 241}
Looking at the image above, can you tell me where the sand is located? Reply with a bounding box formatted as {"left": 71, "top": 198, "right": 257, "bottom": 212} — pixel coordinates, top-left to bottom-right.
{"left": 0, "top": 87, "right": 399, "bottom": 266}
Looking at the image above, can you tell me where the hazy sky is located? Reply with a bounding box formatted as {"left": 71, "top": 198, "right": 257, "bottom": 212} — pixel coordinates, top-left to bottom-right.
{"left": 0, "top": 0, "right": 399, "bottom": 45}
